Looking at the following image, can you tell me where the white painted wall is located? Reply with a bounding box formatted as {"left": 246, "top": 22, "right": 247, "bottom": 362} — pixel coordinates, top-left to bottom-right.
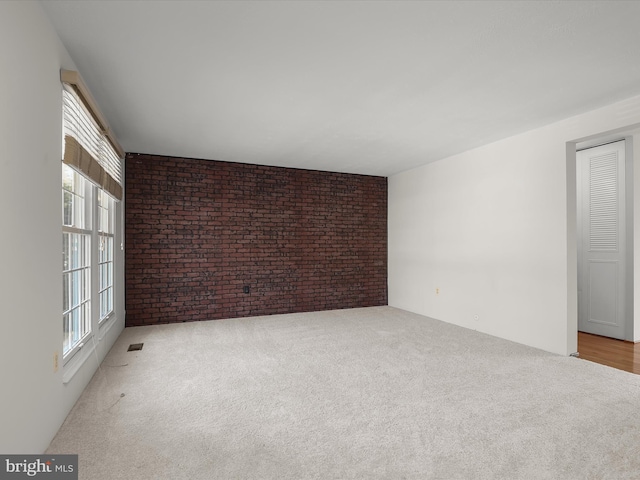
{"left": 389, "top": 95, "right": 640, "bottom": 356}
{"left": 0, "top": 1, "right": 125, "bottom": 453}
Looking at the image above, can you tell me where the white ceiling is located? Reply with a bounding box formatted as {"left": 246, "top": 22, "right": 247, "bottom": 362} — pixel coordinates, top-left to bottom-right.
{"left": 41, "top": 0, "right": 640, "bottom": 177}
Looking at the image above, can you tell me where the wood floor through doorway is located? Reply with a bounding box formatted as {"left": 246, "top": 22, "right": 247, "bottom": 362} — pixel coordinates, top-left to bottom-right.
{"left": 578, "top": 331, "right": 640, "bottom": 374}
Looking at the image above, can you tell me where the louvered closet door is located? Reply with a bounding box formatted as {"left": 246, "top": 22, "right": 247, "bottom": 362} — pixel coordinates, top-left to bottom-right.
{"left": 577, "top": 140, "right": 626, "bottom": 339}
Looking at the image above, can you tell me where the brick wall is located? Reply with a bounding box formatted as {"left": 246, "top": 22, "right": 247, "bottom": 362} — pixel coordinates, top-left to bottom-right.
{"left": 124, "top": 153, "right": 387, "bottom": 326}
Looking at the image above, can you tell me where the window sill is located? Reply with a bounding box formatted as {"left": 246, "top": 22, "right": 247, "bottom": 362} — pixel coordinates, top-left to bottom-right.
{"left": 63, "top": 314, "right": 118, "bottom": 385}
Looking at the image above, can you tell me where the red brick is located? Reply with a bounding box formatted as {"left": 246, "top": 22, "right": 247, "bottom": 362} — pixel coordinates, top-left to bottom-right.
{"left": 124, "top": 153, "right": 387, "bottom": 327}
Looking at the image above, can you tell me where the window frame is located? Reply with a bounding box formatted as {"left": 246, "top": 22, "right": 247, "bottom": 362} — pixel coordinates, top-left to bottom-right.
{"left": 62, "top": 164, "right": 121, "bottom": 366}
{"left": 98, "top": 189, "right": 115, "bottom": 324}
{"left": 62, "top": 165, "right": 93, "bottom": 361}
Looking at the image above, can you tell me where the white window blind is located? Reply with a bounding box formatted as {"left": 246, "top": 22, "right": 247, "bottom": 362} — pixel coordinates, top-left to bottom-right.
{"left": 61, "top": 71, "right": 123, "bottom": 200}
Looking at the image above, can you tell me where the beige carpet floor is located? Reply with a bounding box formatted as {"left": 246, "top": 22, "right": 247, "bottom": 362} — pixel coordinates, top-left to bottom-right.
{"left": 47, "top": 306, "right": 640, "bottom": 479}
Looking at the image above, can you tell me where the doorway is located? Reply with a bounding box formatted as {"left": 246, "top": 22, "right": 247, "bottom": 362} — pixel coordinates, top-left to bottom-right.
{"left": 576, "top": 140, "right": 631, "bottom": 340}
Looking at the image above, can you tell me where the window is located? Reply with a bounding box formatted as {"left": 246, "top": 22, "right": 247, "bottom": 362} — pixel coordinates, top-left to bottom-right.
{"left": 62, "top": 166, "right": 92, "bottom": 356}
{"left": 62, "top": 167, "right": 117, "bottom": 358}
{"left": 98, "top": 190, "right": 115, "bottom": 321}
{"left": 61, "top": 70, "right": 123, "bottom": 364}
